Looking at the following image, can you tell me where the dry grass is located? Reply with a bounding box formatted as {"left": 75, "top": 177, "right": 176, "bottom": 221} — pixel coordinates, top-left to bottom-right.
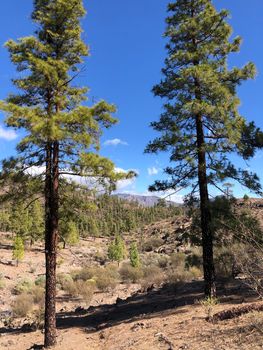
{"left": 12, "top": 293, "right": 33, "bottom": 318}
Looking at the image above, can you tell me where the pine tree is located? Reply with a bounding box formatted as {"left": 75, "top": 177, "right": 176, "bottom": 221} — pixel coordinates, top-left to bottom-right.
{"left": 129, "top": 242, "right": 140, "bottom": 268}
{"left": 61, "top": 220, "right": 79, "bottom": 247}
{"left": 12, "top": 235, "right": 25, "bottom": 266}
{"left": 10, "top": 203, "right": 30, "bottom": 239}
{"left": 0, "top": 0, "right": 133, "bottom": 346}
{"left": 108, "top": 235, "right": 126, "bottom": 264}
{"left": 28, "top": 199, "right": 44, "bottom": 245}
{"left": 145, "top": 0, "right": 262, "bottom": 297}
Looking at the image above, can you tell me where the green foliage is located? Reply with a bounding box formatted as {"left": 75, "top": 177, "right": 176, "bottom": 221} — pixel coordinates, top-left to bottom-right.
{"left": 28, "top": 200, "right": 44, "bottom": 244}
{"left": 0, "top": 189, "right": 180, "bottom": 240}
{"left": 61, "top": 220, "right": 79, "bottom": 247}
{"left": 12, "top": 235, "right": 25, "bottom": 265}
{"left": 129, "top": 242, "right": 140, "bottom": 268}
{"left": 243, "top": 194, "right": 249, "bottom": 201}
{"left": 145, "top": 0, "right": 262, "bottom": 196}
{"left": 35, "top": 275, "right": 46, "bottom": 288}
{"left": 13, "top": 279, "right": 33, "bottom": 295}
{"left": 189, "top": 196, "right": 263, "bottom": 246}
{"left": 108, "top": 235, "right": 126, "bottom": 263}
{"left": 200, "top": 296, "right": 219, "bottom": 320}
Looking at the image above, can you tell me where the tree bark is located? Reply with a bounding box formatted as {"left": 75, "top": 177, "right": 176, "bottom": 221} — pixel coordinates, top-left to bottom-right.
{"left": 44, "top": 141, "right": 59, "bottom": 348}
{"left": 196, "top": 114, "right": 216, "bottom": 297}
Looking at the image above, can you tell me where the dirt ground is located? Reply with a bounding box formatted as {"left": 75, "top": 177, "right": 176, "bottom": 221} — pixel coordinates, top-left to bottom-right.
{"left": 1, "top": 215, "right": 263, "bottom": 350}
{"left": 1, "top": 278, "right": 263, "bottom": 350}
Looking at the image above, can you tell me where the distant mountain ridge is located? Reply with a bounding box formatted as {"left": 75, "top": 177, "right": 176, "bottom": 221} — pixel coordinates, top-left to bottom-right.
{"left": 114, "top": 193, "right": 180, "bottom": 207}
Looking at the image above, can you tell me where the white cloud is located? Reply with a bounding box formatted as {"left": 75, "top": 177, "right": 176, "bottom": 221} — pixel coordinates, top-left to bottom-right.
{"left": 115, "top": 167, "right": 137, "bottom": 190}
{"left": 103, "top": 138, "right": 128, "bottom": 147}
{"left": 147, "top": 166, "right": 159, "bottom": 176}
{"left": 0, "top": 125, "right": 18, "bottom": 141}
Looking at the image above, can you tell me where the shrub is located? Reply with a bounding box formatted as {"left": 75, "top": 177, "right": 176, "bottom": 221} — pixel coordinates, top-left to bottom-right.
{"left": 63, "top": 280, "right": 78, "bottom": 297}
{"left": 13, "top": 279, "right": 33, "bottom": 295}
{"left": 94, "top": 251, "right": 107, "bottom": 265}
{"left": 214, "top": 247, "right": 235, "bottom": 278}
{"left": 75, "top": 280, "right": 96, "bottom": 305}
{"left": 185, "top": 253, "right": 202, "bottom": 269}
{"left": 62, "top": 279, "right": 95, "bottom": 304}
{"left": 30, "top": 286, "right": 45, "bottom": 304}
{"left": 119, "top": 263, "right": 143, "bottom": 283}
{"left": 35, "top": 275, "right": 46, "bottom": 288}
{"left": 32, "top": 306, "right": 45, "bottom": 329}
{"left": 200, "top": 296, "right": 219, "bottom": 320}
{"left": 71, "top": 267, "right": 95, "bottom": 282}
{"left": 95, "top": 266, "right": 118, "bottom": 291}
{"left": 188, "top": 266, "right": 203, "bottom": 279}
{"left": 157, "top": 255, "right": 169, "bottom": 269}
{"left": 142, "top": 237, "right": 163, "bottom": 252}
{"left": 57, "top": 273, "right": 74, "bottom": 290}
{"left": 141, "top": 265, "right": 164, "bottom": 289}
{"left": 12, "top": 293, "right": 33, "bottom": 318}
{"left": 170, "top": 252, "right": 185, "bottom": 269}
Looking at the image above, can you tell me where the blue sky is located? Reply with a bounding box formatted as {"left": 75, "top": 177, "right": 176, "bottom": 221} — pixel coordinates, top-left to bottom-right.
{"left": 0, "top": 0, "right": 262, "bottom": 201}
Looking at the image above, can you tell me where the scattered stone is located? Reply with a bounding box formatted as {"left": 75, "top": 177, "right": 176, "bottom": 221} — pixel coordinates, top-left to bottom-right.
{"left": 155, "top": 332, "right": 174, "bottom": 350}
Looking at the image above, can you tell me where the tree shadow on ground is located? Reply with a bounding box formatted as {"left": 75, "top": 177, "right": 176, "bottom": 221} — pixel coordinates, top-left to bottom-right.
{"left": 56, "top": 278, "right": 256, "bottom": 332}
{"left": 0, "top": 278, "right": 257, "bottom": 338}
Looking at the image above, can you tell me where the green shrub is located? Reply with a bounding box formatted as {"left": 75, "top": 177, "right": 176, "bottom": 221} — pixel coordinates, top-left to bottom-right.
{"left": 200, "top": 296, "right": 219, "bottom": 320}
{"left": 129, "top": 242, "right": 140, "bottom": 268}
{"left": 35, "top": 275, "right": 46, "bottom": 288}
{"left": 12, "top": 293, "right": 33, "bottom": 318}
{"left": 57, "top": 273, "right": 74, "bottom": 290}
{"left": 13, "top": 279, "right": 33, "bottom": 295}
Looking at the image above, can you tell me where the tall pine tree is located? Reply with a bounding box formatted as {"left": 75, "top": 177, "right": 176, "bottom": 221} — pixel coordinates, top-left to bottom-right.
{"left": 0, "top": 0, "right": 133, "bottom": 346}
{"left": 145, "top": 0, "right": 262, "bottom": 297}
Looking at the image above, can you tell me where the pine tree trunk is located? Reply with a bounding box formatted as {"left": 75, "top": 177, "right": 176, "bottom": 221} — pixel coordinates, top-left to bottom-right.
{"left": 44, "top": 141, "right": 59, "bottom": 348}
{"left": 196, "top": 114, "right": 216, "bottom": 298}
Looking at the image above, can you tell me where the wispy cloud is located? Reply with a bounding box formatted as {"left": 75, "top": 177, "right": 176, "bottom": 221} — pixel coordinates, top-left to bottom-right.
{"left": 0, "top": 125, "right": 18, "bottom": 141}
{"left": 115, "top": 167, "right": 137, "bottom": 190}
{"left": 147, "top": 166, "right": 159, "bottom": 176}
{"left": 103, "top": 138, "right": 128, "bottom": 147}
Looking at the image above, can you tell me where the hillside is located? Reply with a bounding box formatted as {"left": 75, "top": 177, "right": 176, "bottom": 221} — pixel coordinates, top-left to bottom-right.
{"left": 0, "top": 199, "right": 263, "bottom": 349}
{"left": 114, "top": 194, "right": 181, "bottom": 207}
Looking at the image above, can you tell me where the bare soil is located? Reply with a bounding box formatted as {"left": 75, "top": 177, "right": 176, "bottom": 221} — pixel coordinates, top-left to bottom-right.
{"left": 1, "top": 202, "right": 263, "bottom": 350}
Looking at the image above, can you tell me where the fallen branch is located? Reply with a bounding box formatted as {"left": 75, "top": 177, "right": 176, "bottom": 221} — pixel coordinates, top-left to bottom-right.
{"left": 211, "top": 302, "right": 263, "bottom": 322}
